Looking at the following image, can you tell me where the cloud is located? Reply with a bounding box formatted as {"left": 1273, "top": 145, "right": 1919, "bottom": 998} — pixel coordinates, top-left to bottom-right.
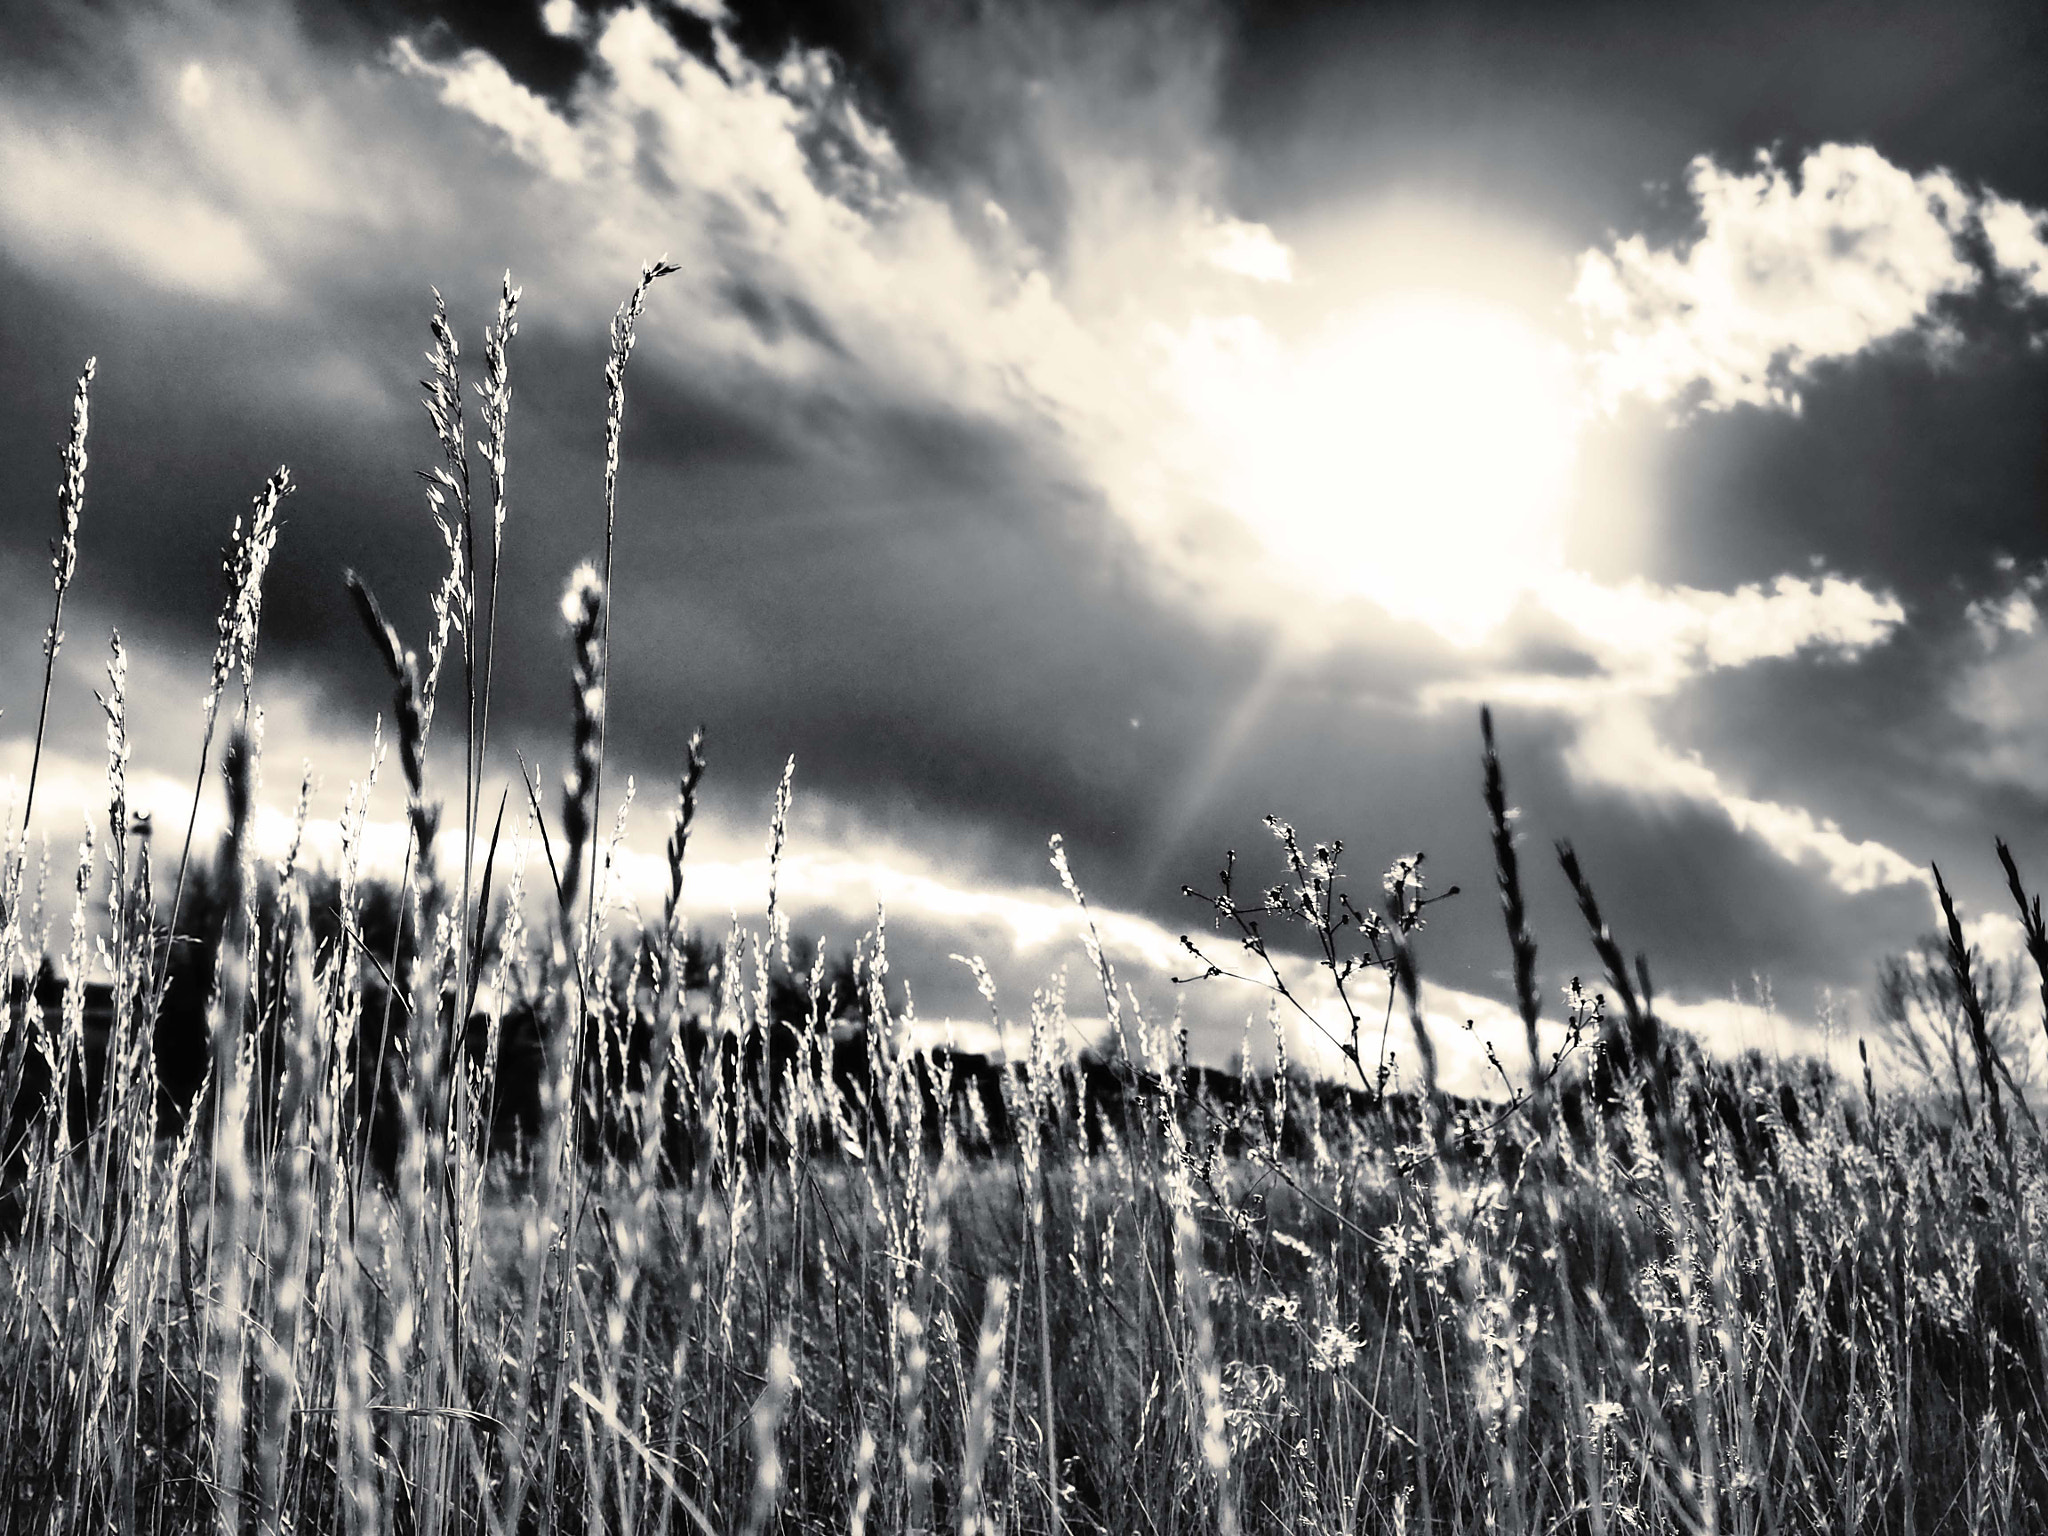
{"left": 1537, "top": 570, "right": 1905, "bottom": 695}
{"left": 1564, "top": 704, "right": 1925, "bottom": 896}
{"left": 391, "top": 38, "right": 589, "bottom": 183}
{"left": 1423, "top": 572, "right": 1908, "bottom": 722}
{"left": 1982, "top": 194, "right": 2048, "bottom": 300}
{"left": 1952, "top": 572, "right": 2048, "bottom": 796}
{"left": 1964, "top": 572, "right": 2042, "bottom": 648}
{"left": 0, "top": 0, "right": 1144, "bottom": 437}
{"left": 1191, "top": 213, "right": 1295, "bottom": 283}
{"left": 385, "top": 0, "right": 1281, "bottom": 453}
{"left": 476, "top": 39, "right": 1948, "bottom": 934}
{"left": 386, "top": 1, "right": 1471, "bottom": 673}
{"left": 0, "top": 8, "right": 446, "bottom": 311}
{"left": 1420, "top": 569, "right": 1915, "bottom": 896}
{"left": 1575, "top": 143, "right": 2048, "bottom": 413}
{"left": 0, "top": 120, "right": 274, "bottom": 302}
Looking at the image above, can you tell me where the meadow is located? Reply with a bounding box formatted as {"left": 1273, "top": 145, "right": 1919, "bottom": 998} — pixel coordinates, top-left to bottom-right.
{"left": 4, "top": 270, "right": 2048, "bottom": 1535}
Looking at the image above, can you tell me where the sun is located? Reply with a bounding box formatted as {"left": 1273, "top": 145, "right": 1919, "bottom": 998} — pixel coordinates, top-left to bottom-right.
{"left": 1176, "top": 289, "right": 1585, "bottom": 647}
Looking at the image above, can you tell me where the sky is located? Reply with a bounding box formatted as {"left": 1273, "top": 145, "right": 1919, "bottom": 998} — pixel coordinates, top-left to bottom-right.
{"left": 3, "top": 0, "right": 2048, "bottom": 1090}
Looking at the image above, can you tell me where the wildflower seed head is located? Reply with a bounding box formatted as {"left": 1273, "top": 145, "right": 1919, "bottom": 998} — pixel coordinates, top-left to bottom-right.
{"left": 1382, "top": 853, "right": 1424, "bottom": 896}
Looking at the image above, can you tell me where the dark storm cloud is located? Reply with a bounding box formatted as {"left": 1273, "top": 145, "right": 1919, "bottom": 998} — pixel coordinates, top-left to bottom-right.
{"left": 1645, "top": 339, "right": 2048, "bottom": 600}
{"left": 1211, "top": 0, "right": 2048, "bottom": 243}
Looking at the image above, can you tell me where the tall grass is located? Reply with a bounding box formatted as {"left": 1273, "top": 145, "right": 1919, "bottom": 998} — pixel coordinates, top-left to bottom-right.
{"left": 3, "top": 279, "right": 2048, "bottom": 1536}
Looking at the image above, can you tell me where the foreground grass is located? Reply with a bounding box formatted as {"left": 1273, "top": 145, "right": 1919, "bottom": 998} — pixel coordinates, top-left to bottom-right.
{"left": 6, "top": 275, "right": 2048, "bottom": 1535}
{"left": 5, "top": 896, "right": 2047, "bottom": 1536}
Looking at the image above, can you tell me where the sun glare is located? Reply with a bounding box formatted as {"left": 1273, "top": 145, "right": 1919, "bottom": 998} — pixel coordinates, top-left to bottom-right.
{"left": 1178, "top": 290, "right": 1585, "bottom": 646}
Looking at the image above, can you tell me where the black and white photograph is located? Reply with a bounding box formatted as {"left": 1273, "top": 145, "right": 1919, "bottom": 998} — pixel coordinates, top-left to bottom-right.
{"left": 2, "top": 0, "right": 2048, "bottom": 1529}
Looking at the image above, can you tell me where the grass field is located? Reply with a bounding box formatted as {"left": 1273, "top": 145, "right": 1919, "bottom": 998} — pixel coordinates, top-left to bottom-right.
{"left": 4, "top": 275, "right": 2048, "bottom": 1535}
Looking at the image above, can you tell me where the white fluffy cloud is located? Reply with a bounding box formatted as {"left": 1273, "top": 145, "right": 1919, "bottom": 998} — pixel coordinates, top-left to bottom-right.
{"left": 0, "top": 0, "right": 1265, "bottom": 448}
{"left": 1538, "top": 570, "right": 1905, "bottom": 694}
{"left": 1982, "top": 194, "right": 2048, "bottom": 300}
{"left": 1575, "top": 143, "right": 2048, "bottom": 413}
{"left": 1424, "top": 571, "right": 1908, "bottom": 732}
{"left": 387, "top": 1, "right": 1297, "bottom": 449}
{"left": 395, "top": 6, "right": 1075, "bottom": 407}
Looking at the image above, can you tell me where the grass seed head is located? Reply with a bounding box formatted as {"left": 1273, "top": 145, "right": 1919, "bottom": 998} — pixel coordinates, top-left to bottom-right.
{"left": 558, "top": 561, "right": 605, "bottom": 918}
{"left": 48, "top": 357, "right": 95, "bottom": 625}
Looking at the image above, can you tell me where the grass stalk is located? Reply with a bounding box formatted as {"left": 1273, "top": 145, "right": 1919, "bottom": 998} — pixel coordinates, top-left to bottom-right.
{"left": 19, "top": 358, "right": 95, "bottom": 847}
